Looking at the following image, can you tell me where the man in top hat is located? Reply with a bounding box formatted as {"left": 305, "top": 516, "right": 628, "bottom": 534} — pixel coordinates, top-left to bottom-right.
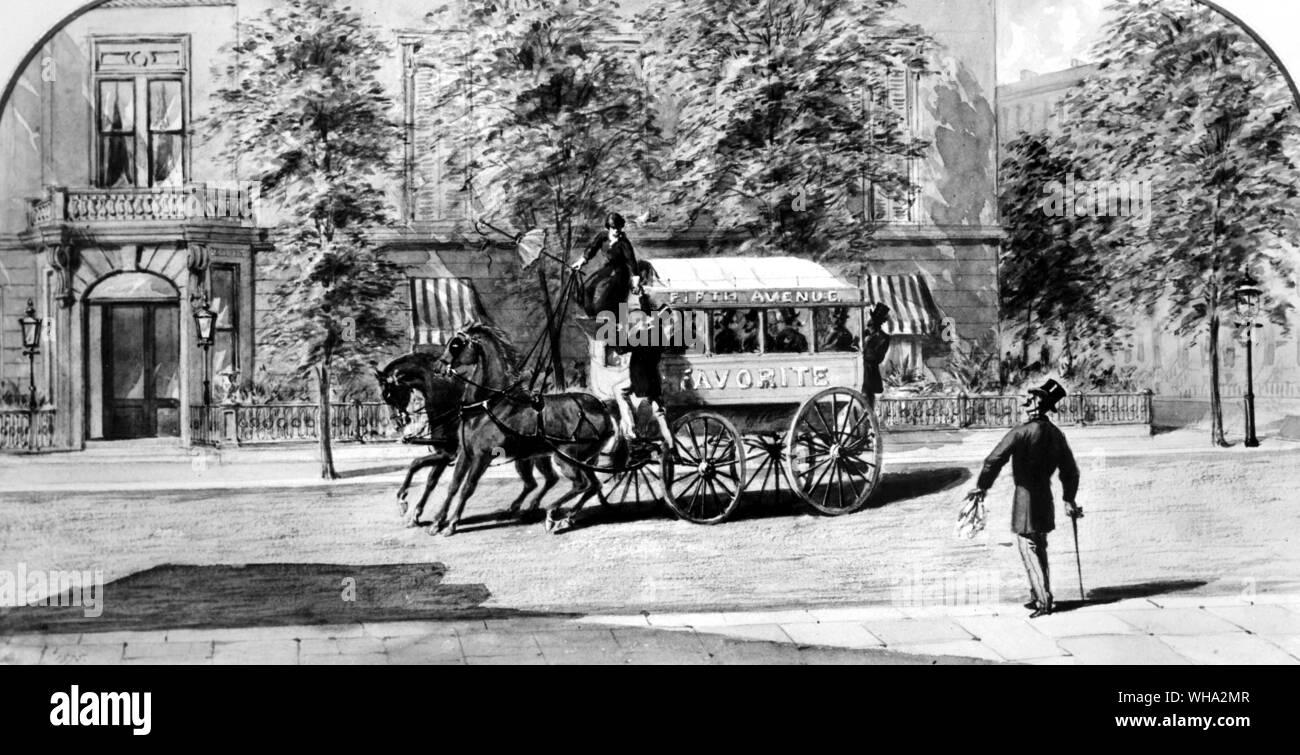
{"left": 862, "top": 303, "right": 892, "bottom": 408}
{"left": 964, "top": 379, "right": 1082, "bottom": 617}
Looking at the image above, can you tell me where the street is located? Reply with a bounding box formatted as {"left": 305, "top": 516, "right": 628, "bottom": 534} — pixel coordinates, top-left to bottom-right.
{"left": 2, "top": 451, "right": 1297, "bottom": 630}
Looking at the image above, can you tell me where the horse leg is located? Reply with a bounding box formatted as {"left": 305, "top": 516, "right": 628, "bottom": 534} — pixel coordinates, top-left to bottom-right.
{"left": 553, "top": 454, "right": 604, "bottom": 534}
{"left": 408, "top": 453, "right": 451, "bottom": 527}
{"left": 441, "top": 453, "right": 494, "bottom": 537}
{"left": 429, "top": 449, "right": 472, "bottom": 534}
{"left": 525, "top": 456, "right": 560, "bottom": 514}
{"left": 543, "top": 460, "right": 589, "bottom": 533}
{"left": 504, "top": 459, "right": 538, "bottom": 518}
{"left": 398, "top": 453, "right": 437, "bottom": 517}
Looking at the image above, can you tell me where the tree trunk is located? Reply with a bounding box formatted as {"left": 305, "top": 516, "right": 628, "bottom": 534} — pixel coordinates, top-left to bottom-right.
{"left": 1208, "top": 314, "right": 1228, "bottom": 447}
{"left": 317, "top": 363, "right": 339, "bottom": 479}
{"left": 536, "top": 258, "right": 566, "bottom": 390}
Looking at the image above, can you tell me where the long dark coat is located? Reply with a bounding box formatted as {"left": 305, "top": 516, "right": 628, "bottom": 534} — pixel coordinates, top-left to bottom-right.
{"left": 580, "top": 233, "right": 639, "bottom": 318}
{"left": 977, "top": 415, "right": 1081, "bottom": 535}
{"left": 862, "top": 327, "right": 890, "bottom": 396}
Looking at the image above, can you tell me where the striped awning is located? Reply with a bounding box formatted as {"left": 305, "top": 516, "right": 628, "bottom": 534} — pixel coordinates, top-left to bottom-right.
{"left": 409, "top": 278, "right": 488, "bottom": 346}
{"left": 863, "top": 274, "right": 942, "bottom": 336}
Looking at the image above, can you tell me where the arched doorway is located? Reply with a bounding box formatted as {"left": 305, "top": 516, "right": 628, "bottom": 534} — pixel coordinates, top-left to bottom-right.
{"left": 85, "top": 272, "right": 180, "bottom": 440}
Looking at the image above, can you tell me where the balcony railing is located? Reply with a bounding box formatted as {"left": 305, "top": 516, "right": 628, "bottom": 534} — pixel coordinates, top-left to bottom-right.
{"left": 27, "top": 184, "right": 257, "bottom": 227}
{"left": 879, "top": 392, "right": 1152, "bottom": 431}
{"left": 0, "top": 408, "right": 58, "bottom": 451}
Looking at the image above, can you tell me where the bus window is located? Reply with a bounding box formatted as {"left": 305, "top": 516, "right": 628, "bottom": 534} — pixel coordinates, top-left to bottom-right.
{"left": 712, "top": 309, "right": 760, "bottom": 355}
{"left": 766, "top": 307, "right": 812, "bottom": 354}
{"left": 814, "top": 306, "right": 861, "bottom": 353}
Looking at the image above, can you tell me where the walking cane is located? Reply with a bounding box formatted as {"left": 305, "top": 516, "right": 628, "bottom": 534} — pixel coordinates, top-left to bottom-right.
{"left": 1070, "top": 506, "right": 1085, "bottom": 601}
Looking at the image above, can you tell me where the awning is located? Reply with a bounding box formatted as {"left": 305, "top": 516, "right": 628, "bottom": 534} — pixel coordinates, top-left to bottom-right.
{"left": 409, "top": 277, "right": 488, "bottom": 346}
{"left": 863, "top": 274, "right": 942, "bottom": 336}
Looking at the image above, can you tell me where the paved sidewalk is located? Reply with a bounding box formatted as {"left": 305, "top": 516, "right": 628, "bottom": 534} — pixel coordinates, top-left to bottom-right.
{"left": 580, "top": 592, "right": 1300, "bottom": 665}
{"left": 3, "top": 426, "right": 1295, "bottom": 494}
{"left": 5, "top": 592, "right": 1298, "bottom": 665}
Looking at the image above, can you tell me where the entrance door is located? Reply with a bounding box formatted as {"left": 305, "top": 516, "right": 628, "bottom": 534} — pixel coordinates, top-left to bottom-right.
{"left": 102, "top": 303, "right": 180, "bottom": 439}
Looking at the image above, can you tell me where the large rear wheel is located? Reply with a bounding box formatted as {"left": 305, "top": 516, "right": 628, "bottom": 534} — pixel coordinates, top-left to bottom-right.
{"left": 784, "top": 388, "right": 882, "bottom": 515}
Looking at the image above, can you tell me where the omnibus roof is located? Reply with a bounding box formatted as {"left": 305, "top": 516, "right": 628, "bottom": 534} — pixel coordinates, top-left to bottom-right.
{"left": 645, "top": 256, "right": 864, "bottom": 307}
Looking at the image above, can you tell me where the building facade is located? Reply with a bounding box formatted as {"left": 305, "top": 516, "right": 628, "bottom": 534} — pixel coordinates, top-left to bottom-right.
{"left": 0, "top": 0, "right": 1001, "bottom": 449}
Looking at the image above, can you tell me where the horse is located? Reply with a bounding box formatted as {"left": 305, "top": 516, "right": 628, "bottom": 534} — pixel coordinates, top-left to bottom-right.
{"left": 435, "top": 323, "right": 625, "bottom": 535}
{"left": 372, "top": 352, "right": 561, "bottom": 529}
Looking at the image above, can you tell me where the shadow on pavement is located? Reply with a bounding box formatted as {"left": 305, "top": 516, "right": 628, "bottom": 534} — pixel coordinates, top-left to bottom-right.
{"left": 1050, "top": 579, "right": 1210, "bottom": 614}
{"left": 0, "top": 562, "right": 576, "bottom": 636}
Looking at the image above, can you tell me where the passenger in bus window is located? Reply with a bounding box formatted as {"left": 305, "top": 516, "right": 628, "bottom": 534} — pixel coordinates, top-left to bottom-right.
{"left": 817, "top": 307, "right": 859, "bottom": 352}
{"left": 741, "top": 310, "right": 761, "bottom": 353}
{"left": 713, "top": 310, "right": 743, "bottom": 354}
{"left": 770, "top": 308, "right": 809, "bottom": 353}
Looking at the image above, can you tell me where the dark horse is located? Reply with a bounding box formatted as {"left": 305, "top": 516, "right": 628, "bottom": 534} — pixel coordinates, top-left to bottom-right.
{"left": 437, "top": 324, "right": 624, "bottom": 535}
{"left": 373, "top": 352, "right": 562, "bottom": 529}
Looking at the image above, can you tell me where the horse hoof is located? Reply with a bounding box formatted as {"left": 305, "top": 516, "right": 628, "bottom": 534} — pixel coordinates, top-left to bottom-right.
{"left": 440, "top": 523, "right": 458, "bottom": 538}
{"left": 552, "top": 518, "right": 574, "bottom": 534}
{"left": 543, "top": 518, "right": 556, "bottom": 533}
{"left": 404, "top": 517, "right": 421, "bottom": 529}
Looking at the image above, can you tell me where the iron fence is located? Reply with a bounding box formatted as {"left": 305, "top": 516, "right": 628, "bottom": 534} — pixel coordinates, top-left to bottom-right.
{"left": 189, "top": 402, "right": 398, "bottom": 446}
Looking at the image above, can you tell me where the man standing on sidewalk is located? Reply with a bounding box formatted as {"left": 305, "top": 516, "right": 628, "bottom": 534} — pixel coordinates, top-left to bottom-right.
{"left": 964, "top": 379, "right": 1082, "bottom": 618}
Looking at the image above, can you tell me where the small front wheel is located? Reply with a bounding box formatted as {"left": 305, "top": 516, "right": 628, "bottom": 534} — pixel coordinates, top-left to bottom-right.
{"left": 661, "top": 410, "right": 746, "bottom": 524}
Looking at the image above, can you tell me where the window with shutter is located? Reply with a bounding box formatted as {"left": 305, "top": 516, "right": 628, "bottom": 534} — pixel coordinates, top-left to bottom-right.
{"left": 402, "top": 37, "right": 466, "bottom": 222}
{"left": 867, "top": 67, "right": 919, "bottom": 225}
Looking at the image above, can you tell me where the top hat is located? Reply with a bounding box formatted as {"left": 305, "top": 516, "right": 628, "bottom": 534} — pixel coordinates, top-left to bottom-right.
{"left": 868, "top": 302, "right": 891, "bottom": 323}
{"left": 1028, "top": 378, "right": 1068, "bottom": 411}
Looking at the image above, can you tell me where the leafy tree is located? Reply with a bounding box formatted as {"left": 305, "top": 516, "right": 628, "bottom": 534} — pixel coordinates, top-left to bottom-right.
{"left": 211, "top": 0, "right": 404, "bottom": 477}
{"left": 639, "top": 0, "right": 931, "bottom": 268}
{"left": 1061, "top": 0, "right": 1300, "bottom": 446}
{"left": 999, "top": 131, "right": 1124, "bottom": 373}
{"left": 420, "top": 0, "right": 661, "bottom": 384}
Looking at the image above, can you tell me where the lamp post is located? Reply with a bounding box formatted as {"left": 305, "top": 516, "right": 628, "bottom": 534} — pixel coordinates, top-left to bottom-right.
{"left": 193, "top": 294, "right": 217, "bottom": 406}
{"left": 1235, "top": 283, "right": 1262, "bottom": 448}
{"left": 19, "top": 299, "right": 42, "bottom": 451}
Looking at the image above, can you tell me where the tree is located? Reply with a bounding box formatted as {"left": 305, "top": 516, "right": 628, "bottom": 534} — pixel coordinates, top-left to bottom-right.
{"left": 999, "top": 131, "right": 1124, "bottom": 373}
{"left": 639, "top": 0, "right": 931, "bottom": 267}
{"left": 420, "top": 0, "right": 662, "bottom": 383}
{"left": 1062, "top": 0, "right": 1300, "bottom": 446}
{"left": 211, "top": 0, "right": 405, "bottom": 478}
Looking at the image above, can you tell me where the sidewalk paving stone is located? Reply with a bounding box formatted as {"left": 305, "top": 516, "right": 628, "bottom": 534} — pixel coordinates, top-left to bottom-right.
{"left": 1056, "top": 635, "right": 1189, "bottom": 664}
{"left": 1203, "top": 605, "right": 1300, "bottom": 635}
{"left": 79, "top": 630, "right": 167, "bottom": 645}
{"left": 609, "top": 628, "right": 711, "bottom": 662}
{"left": 362, "top": 620, "right": 471, "bottom": 638}
{"left": 211, "top": 640, "right": 298, "bottom": 665}
{"left": 806, "top": 606, "right": 908, "bottom": 623}
{"left": 1147, "top": 595, "right": 1253, "bottom": 609}
{"left": 1, "top": 644, "right": 49, "bottom": 664}
{"left": 1158, "top": 634, "right": 1300, "bottom": 665}
{"left": 1261, "top": 635, "right": 1300, "bottom": 661}
{"left": 1030, "top": 611, "right": 1142, "bottom": 639}
{"left": 1, "top": 632, "right": 82, "bottom": 646}
{"left": 456, "top": 629, "right": 543, "bottom": 659}
{"left": 898, "top": 603, "right": 1005, "bottom": 619}
{"left": 123, "top": 640, "right": 213, "bottom": 660}
{"left": 645, "top": 612, "right": 730, "bottom": 628}
{"left": 299, "top": 637, "right": 387, "bottom": 657}
{"left": 1110, "top": 608, "right": 1244, "bottom": 636}
{"left": 888, "top": 641, "right": 1005, "bottom": 662}
{"left": 954, "top": 616, "right": 1065, "bottom": 661}
{"left": 39, "top": 644, "right": 126, "bottom": 664}
{"left": 722, "top": 610, "right": 819, "bottom": 626}
{"left": 778, "top": 622, "right": 884, "bottom": 650}
{"left": 465, "top": 654, "right": 548, "bottom": 665}
{"left": 381, "top": 635, "right": 464, "bottom": 663}
{"left": 863, "top": 618, "right": 975, "bottom": 646}
{"left": 574, "top": 614, "right": 650, "bottom": 628}
{"left": 693, "top": 623, "right": 793, "bottom": 644}
{"left": 302, "top": 653, "right": 388, "bottom": 665}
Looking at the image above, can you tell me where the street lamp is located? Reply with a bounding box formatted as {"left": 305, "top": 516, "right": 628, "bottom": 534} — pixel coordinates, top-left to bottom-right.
{"left": 1235, "top": 283, "right": 1263, "bottom": 448}
{"left": 19, "top": 299, "right": 42, "bottom": 450}
{"left": 193, "top": 294, "right": 217, "bottom": 406}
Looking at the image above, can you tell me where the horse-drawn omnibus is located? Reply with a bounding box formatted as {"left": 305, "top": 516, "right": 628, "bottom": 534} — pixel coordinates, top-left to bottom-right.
{"left": 587, "top": 256, "right": 884, "bottom": 524}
